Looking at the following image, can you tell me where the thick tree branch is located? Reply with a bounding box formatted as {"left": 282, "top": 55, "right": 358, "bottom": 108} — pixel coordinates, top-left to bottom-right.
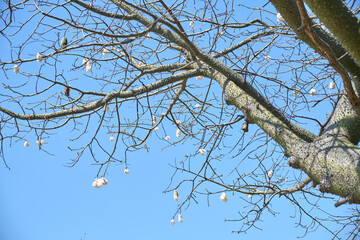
{"left": 296, "top": 0, "right": 360, "bottom": 108}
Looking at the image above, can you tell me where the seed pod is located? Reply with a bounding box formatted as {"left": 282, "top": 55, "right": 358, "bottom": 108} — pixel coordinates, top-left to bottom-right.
{"left": 173, "top": 189, "right": 179, "bottom": 201}
{"left": 241, "top": 122, "right": 248, "bottom": 132}
{"left": 124, "top": 168, "right": 129, "bottom": 174}
{"left": 277, "top": 13, "right": 284, "bottom": 22}
{"left": 220, "top": 192, "right": 228, "bottom": 202}
{"left": 176, "top": 129, "right": 181, "bottom": 138}
{"left": 165, "top": 136, "right": 170, "bottom": 141}
{"left": 178, "top": 214, "right": 183, "bottom": 222}
{"left": 196, "top": 76, "right": 203, "bottom": 80}
{"left": 37, "top": 53, "right": 43, "bottom": 62}
{"left": 14, "top": 65, "right": 19, "bottom": 74}
{"left": 86, "top": 62, "right": 92, "bottom": 72}
{"left": 329, "top": 82, "right": 335, "bottom": 90}
{"left": 199, "top": 149, "right": 206, "bottom": 155}
{"left": 24, "top": 141, "right": 29, "bottom": 147}
{"left": 310, "top": 88, "right": 316, "bottom": 96}
{"left": 110, "top": 136, "right": 114, "bottom": 141}
{"left": 82, "top": 58, "right": 88, "bottom": 67}
{"left": 64, "top": 85, "right": 70, "bottom": 97}
{"left": 268, "top": 170, "right": 273, "bottom": 178}
{"left": 60, "top": 37, "right": 68, "bottom": 49}
{"left": 170, "top": 219, "right": 175, "bottom": 225}
{"left": 195, "top": 104, "right": 201, "bottom": 110}
{"left": 189, "top": 21, "right": 195, "bottom": 27}
{"left": 103, "top": 48, "right": 109, "bottom": 56}
{"left": 265, "top": 56, "right": 271, "bottom": 62}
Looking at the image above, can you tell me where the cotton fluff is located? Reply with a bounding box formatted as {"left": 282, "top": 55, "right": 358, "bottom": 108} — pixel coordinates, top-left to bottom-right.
{"left": 124, "top": 168, "right": 129, "bottom": 174}
{"left": 24, "top": 141, "right": 29, "bottom": 147}
{"left": 110, "top": 136, "right": 114, "bottom": 141}
{"left": 195, "top": 104, "right": 201, "bottom": 110}
{"left": 37, "top": 53, "right": 43, "bottom": 62}
{"left": 178, "top": 214, "right": 183, "bottom": 222}
{"left": 220, "top": 192, "right": 228, "bottom": 202}
{"left": 310, "top": 88, "right": 316, "bottom": 96}
{"left": 329, "top": 82, "right": 335, "bottom": 90}
{"left": 199, "top": 148, "right": 206, "bottom": 155}
{"left": 268, "top": 170, "right": 273, "bottom": 178}
{"left": 165, "top": 136, "right": 170, "bottom": 141}
{"left": 103, "top": 48, "right": 109, "bottom": 56}
{"left": 92, "top": 177, "right": 108, "bottom": 188}
{"left": 170, "top": 219, "right": 175, "bottom": 225}
{"left": 14, "top": 65, "right": 19, "bottom": 74}
{"left": 189, "top": 21, "right": 194, "bottom": 27}
{"left": 86, "top": 62, "right": 92, "bottom": 72}
{"left": 176, "top": 129, "right": 181, "bottom": 138}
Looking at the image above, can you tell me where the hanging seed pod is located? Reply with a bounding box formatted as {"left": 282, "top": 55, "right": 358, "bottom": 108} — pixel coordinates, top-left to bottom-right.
{"left": 110, "top": 136, "right": 114, "bottom": 141}
{"left": 178, "top": 214, "right": 183, "bottom": 222}
{"left": 103, "top": 48, "right": 109, "bottom": 56}
{"left": 24, "top": 141, "right": 29, "bottom": 147}
{"left": 124, "top": 168, "right": 129, "bottom": 174}
{"left": 14, "top": 65, "right": 19, "bottom": 74}
{"left": 329, "top": 82, "right": 335, "bottom": 90}
{"left": 60, "top": 37, "right": 68, "bottom": 49}
{"left": 86, "top": 62, "right": 92, "bottom": 72}
{"left": 189, "top": 21, "right": 195, "bottom": 27}
{"left": 241, "top": 121, "right": 248, "bottom": 132}
{"left": 195, "top": 104, "right": 201, "bottom": 110}
{"left": 176, "top": 129, "right": 181, "bottom": 138}
{"left": 154, "top": 127, "right": 159, "bottom": 132}
{"left": 268, "top": 170, "right": 273, "bottom": 178}
{"left": 220, "top": 192, "right": 228, "bottom": 202}
{"left": 64, "top": 85, "right": 70, "bottom": 97}
{"left": 310, "top": 88, "right": 316, "bottom": 96}
{"left": 152, "top": 115, "right": 156, "bottom": 125}
{"left": 219, "top": 31, "right": 225, "bottom": 35}
{"left": 265, "top": 56, "right": 271, "bottom": 62}
{"left": 196, "top": 76, "right": 203, "bottom": 80}
{"left": 248, "top": 194, "right": 252, "bottom": 199}
{"left": 173, "top": 189, "right": 179, "bottom": 201}
{"left": 165, "top": 136, "right": 170, "bottom": 141}
{"left": 293, "top": 89, "right": 300, "bottom": 97}
{"left": 170, "top": 219, "right": 175, "bottom": 225}
{"left": 37, "top": 53, "right": 43, "bottom": 62}
{"left": 199, "top": 149, "right": 206, "bottom": 155}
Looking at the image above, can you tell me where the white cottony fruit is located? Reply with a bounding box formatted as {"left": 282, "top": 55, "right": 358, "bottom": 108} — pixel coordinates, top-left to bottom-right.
{"left": 14, "top": 65, "right": 19, "bottom": 74}
{"left": 277, "top": 13, "right": 284, "bottom": 22}
{"left": 189, "top": 21, "right": 195, "bottom": 27}
{"left": 103, "top": 48, "right": 109, "bottom": 56}
{"left": 176, "top": 120, "right": 181, "bottom": 125}
{"left": 36, "top": 139, "right": 45, "bottom": 147}
{"left": 165, "top": 136, "right": 170, "bottom": 141}
{"left": 220, "top": 192, "right": 228, "bottom": 202}
{"left": 265, "top": 56, "right": 271, "bottom": 62}
{"left": 248, "top": 194, "right": 252, "bottom": 199}
{"left": 219, "top": 31, "right": 225, "bottom": 35}
{"left": 173, "top": 189, "right": 179, "bottom": 201}
{"left": 110, "top": 136, "right": 114, "bottom": 141}
{"left": 170, "top": 219, "right": 175, "bottom": 225}
{"left": 329, "top": 82, "right": 335, "bottom": 90}
{"left": 195, "top": 104, "right": 201, "bottom": 110}
{"left": 36, "top": 53, "right": 43, "bottom": 62}
{"left": 178, "top": 214, "right": 183, "bottom": 222}
{"left": 86, "top": 62, "right": 92, "bottom": 72}
{"left": 152, "top": 115, "right": 156, "bottom": 125}
{"left": 176, "top": 129, "right": 181, "bottom": 138}
{"left": 268, "top": 170, "right": 273, "bottom": 178}
{"left": 92, "top": 177, "right": 108, "bottom": 188}
{"left": 196, "top": 76, "right": 203, "bottom": 80}
{"left": 124, "top": 168, "right": 129, "bottom": 174}
{"left": 154, "top": 127, "right": 159, "bottom": 131}
{"left": 199, "top": 148, "right": 206, "bottom": 155}
{"left": 310, "top": 88, "right": 316, "bottom": 96}
{"left": 24, "top": 141, "right": 29, "bottom": 147}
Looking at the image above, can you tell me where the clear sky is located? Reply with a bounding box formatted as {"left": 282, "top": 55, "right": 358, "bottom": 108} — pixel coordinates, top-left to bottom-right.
{"left": 0, "top": 0, "right": 352, "bottom": 239}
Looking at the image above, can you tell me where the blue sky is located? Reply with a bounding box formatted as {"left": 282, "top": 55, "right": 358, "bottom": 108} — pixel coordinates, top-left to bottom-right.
{"left": 0, "top": 0, "right": 354, "bottom": 239}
